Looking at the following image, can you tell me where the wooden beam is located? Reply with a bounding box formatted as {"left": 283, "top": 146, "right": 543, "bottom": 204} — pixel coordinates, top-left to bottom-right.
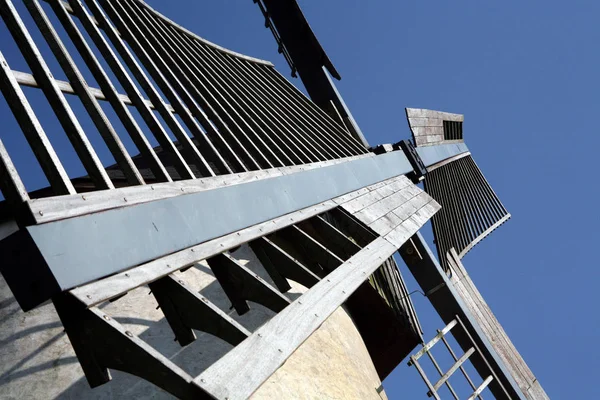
{"left": 207, "top": 253, "right": 290, "bottom": 315}
{"left": 294, "top": 215, "right": 362, "bottom": 260}
{"left": 52, "top": 293, "right": 211, "bottom": 399}
{"left": 149, "top": 274, "right": 250, "bottom": 346}
{"left": 249, "top": 236, "right": 320, "bottom": 291}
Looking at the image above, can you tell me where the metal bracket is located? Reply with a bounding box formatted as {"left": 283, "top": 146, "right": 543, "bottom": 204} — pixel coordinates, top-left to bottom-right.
{"left": 396, "top": 139, "right": 427, "bottom": 183}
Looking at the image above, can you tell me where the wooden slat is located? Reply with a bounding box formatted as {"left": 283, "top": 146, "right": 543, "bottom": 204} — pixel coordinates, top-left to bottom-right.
{"left": 0, "top": 139, "right": 29, "bottom": 205}
{"left": 85, "top": 0, "right": 229, "bottom": 176}
{"left": 432, "top": 347, "right": 475, "bottom": 392}
{"left": 65, "top": 0, "right": 194, "bottom": 181}
{"left": 57, "top": 0, "right": 172, "bottom": 183}
{"left": 468, "top": 376, "right": 494, "bottom": 400}
{"left": 0, "top": 51, "right": 75, "bottom": 195}
{"left": 26, "top": 0, "right": 144, "bottom": 186}
{"left": 114, "top": 0, "right": 261, "bottom": 170}
{"left": 1, "top": 0, "right": 113, "bottom": 189}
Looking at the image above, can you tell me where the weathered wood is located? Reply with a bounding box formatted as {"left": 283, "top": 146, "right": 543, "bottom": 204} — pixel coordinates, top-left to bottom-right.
{"left": 0, "top": 51, "right": 75, "bottom": 195}
{"left": 1, "top": 0, "right": 113, "bottom": 189}
{"left": 324, "top": 207, "right": 378, "bottom": 247}
{"left": 431, "top": 347, "right": 475, "bottom": 393}
{"left": 0, "top": 139, "right": 29, "bottom": 207}
{"left": 249, "top": 236, "right": 320, "bottom": 290}
{"left": 84, "top": 0, "right": 229, "bottom": 176}
{"left": 12, "top": 69, "right": 168, "bottom": 111}
{"left": 25, "top": 0, "right": 144, "bottom": 186}
{"left": 149, "top": 274, "right": 250, "bottom": 346}
{"left": 66, "top": 0, "right": 194, "bottom": 181}
{"left": 468, "top": 376, "right": 494, "bottom": 400}
{"left": 295, "top": 216, "right": 362, "bottom": 260}
{"left": 193, "top": 186, "right": 439, "bottom": 399}
{"left": 207, "top": 253, "right": 290, "bottom": 315}
{"left": 53, "top": 293, "right": 212, "bottom": 399}
{"left": 268, "top": 225, "right": 343, "bottom": 274}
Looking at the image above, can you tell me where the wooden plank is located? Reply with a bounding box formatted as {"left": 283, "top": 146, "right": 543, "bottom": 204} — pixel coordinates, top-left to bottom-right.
{"left": 70, "top": 199, "right": 337, "bottom": 307}
{"left": 115, "top": 0, "right": 261, "bottom": 170}
{"left": 25, "top": 0, "right": 144, "bottom": 186}
{"left": 0, "top": 51, "right": 75, "bottom": 195}
{"left": 194, "top": 237, "right": 396, "bottom": 400}
{"left": 12, "top": 69, "right": 167, "bottom": 111}
{"left": 193, "top": 191, "right": 439, "bottom": 399}
{"left": 1, "top": 0, "right": 113, "bottom": 189}
{"left": 295, "top": 215, "right": 362, "bottom": 260}
{"left": 432, "top": 347, "right": 475, "bottom": 392}
{"left": 0, "top": 139, "right": 29, "bottom": 206}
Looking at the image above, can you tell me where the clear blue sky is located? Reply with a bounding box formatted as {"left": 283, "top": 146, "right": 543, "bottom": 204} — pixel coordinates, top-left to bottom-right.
{"left": 1, "top": 0, "right": 598, "bottom": 398}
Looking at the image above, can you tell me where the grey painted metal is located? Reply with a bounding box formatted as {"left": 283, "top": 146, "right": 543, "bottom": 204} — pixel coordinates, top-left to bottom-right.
{"left": 416, "top": 142, "right": 469, "bottom": 167}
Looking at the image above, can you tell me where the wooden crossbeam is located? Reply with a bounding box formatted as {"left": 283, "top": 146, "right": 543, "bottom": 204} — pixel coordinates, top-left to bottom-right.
{"left": 149, "top": 274, "right": 250, "bottom": 346}
{"left": 249, "top": 236, "right": 320, "bottom": 291}
{"left": 207, "top": 253, "right": 290, "bottom": 315}
{"left": 52, "top": 293, "right": 212, "bottom": 399}
{"left": 295, "top": 215, "right": 362, "bottom": 260}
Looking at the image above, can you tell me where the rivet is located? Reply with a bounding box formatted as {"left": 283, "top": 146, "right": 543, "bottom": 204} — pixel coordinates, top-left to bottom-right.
{"left": 180, "top": 187, "right": 184, "bottom": 191}
{"left": 258, "top": 333, "right": 262, "bottom": 337}
{"left": 123, "top": 197, "right": 127, "bottom": 202}
{"left": 125, "top": 331, "right": 133, "bottom": 337}
{"left": 39, "top": 210, "right": 43, "bottom": 216}
{"left": 125, "top": 273, "right": 129, "bottom": 277}
{"left": 167, "top": 264, "right": 171, "bottom": 268}
{"left": 191, "top": 248, "right": 195, "bottom": 252}
{"left": 278, "top": 348, "right": 282, "bottom": 353}
{"left": 314, "top": 313, "right": 318, "bottom": 317}
{"left": 82, "top": 195, "right": 86, "bottom": 200}
{"left": 151, "top": 186, "right": 155, "bottom": 190}
{"left": 298, "top": 300, "right": 302, "bottom": 304}
{"left": 86, "top": 295, "right": 92, "bottom": 299}
{"left": 200, "top": 378, "right": 206, "bottom": 383}
{"left": 103, "top": 315, "right": 110, "bottom": 320}
{"left": 179, "top": 280, "right": 184, "bottom": 285}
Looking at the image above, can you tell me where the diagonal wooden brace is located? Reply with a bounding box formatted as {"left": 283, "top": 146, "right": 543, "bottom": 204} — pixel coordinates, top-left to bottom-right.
{"left": 250, "top": 236, "right": 320, "bottom": 291}
{"left": 207, "top": 252, "right": 291, "bottom": 315}
{"left": 149, "top": 275, "right": 251, "bottom": 346}
{"left": 52, "top": 293, "right": 212, "bottom": 399}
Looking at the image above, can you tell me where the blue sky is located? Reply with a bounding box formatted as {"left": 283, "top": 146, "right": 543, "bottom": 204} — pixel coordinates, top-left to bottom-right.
{"left": 1, "top": 0, "right": 598, "bottom": 398}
